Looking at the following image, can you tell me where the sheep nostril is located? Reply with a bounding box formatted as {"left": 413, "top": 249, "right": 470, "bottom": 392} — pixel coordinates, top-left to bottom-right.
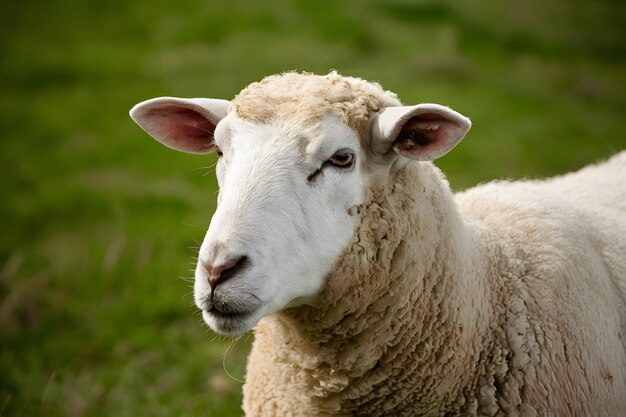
{"left": 202, "top": 255, "right": 249, "bottom": 292}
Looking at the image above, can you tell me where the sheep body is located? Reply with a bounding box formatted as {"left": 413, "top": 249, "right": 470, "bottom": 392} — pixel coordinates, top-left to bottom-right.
{"left": 244, "top": 152, "right": 626, "bottom": 416}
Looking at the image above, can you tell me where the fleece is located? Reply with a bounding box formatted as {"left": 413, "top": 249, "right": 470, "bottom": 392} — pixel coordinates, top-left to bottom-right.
{"left": 231, "top": 71, "right": 401, "bottom": 137}
{"left": 243, "top": 152, "right": 626, "bottom": 416}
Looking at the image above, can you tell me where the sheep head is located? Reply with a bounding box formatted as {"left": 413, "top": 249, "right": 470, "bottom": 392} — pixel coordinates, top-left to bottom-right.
{"left": 130, "top": 73, "right": 470, "bottom": 335}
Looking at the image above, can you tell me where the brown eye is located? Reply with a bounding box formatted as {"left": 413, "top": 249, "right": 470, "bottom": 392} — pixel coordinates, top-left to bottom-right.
{"left": 328, "top": 152, "right": 354, "bottom": 168}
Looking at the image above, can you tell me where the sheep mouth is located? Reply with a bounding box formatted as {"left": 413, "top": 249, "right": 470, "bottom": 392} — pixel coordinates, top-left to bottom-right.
{"left": 206, "top": 306, "right": 254, "bottom": 321}
{"left": 202, "top": 294, "right": 261, "bottom": 320}
{"left": 199, "top": 293, "right": 264, "bottom": 335}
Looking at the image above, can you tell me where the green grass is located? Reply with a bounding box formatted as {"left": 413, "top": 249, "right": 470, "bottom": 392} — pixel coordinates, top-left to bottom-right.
{"left": 1, "top": 0, "right": 625, "bottom": 415}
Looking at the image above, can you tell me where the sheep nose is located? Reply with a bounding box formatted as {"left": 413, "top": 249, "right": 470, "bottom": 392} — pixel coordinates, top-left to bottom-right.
{"left": 202, "top": 255, "right": 248, "bottom": 292}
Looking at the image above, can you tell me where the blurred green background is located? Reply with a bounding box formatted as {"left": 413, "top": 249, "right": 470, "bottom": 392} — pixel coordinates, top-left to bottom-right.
{"left": 1, "top": 0, "right": 624, "bottom": 415}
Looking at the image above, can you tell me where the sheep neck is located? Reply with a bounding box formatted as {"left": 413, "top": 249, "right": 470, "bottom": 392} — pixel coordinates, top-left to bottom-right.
{"left": 244, "top": 162, "right": 493, "bottom": 416}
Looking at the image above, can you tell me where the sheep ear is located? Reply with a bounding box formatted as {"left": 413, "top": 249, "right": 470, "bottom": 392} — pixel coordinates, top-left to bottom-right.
{"left": 129, "top": 97, "right": 230, "bottom": 154}
{"left": 371, "top": 104, "right": 471, "bottom": 161}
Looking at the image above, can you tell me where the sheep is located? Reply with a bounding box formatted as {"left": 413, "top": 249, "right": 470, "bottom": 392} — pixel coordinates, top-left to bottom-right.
{"left": 129, "top": 71, "right": 626, "bottom": 416}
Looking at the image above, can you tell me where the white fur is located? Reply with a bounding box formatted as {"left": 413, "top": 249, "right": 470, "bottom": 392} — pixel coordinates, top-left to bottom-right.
{"left": 195, "top": 114, "right": 365, "bottom": 334}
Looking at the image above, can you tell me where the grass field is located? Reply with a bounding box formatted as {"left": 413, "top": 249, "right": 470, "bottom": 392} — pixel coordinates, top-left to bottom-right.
{"left": 1, "top": 0, "right": 625, "bottom": 415}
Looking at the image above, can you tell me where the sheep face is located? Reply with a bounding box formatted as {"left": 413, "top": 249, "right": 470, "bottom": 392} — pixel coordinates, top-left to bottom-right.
{"left": 129, "top": 96, "right": 370, "bottom": 335}
{"left": 196, "top": 113, "right": 366, "bottom": 335}
{"left": 130, "top": 76, "right": 470, "bottom": 336}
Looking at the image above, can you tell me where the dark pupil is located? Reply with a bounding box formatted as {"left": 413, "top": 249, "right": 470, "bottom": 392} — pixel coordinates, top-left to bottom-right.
{"left": 334, "top": 154, "right": 350, "bottom": 162}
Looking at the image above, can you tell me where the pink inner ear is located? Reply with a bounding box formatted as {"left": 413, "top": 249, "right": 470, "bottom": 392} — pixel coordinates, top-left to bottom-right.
{"left": 144, "top": 106, "right": 216, "bottom": 153}
{"left": 395, "top": 113, "right": 449, "bottom": 153}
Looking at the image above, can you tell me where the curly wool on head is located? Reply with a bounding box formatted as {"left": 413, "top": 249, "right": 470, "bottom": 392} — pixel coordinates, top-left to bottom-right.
{"left": 231, "top": 71, "right": 401, "bottom": 138}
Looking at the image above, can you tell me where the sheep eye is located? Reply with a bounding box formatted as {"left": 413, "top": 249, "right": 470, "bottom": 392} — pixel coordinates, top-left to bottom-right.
{"left": 215, "top": 146, "right": 223, "bottom": 157}
{"left": 328, "top": 152, "right": 354, "bottom": 168}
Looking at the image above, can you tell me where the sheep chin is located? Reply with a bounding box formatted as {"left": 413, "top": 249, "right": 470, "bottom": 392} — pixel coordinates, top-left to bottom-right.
{"left": 202, "top": 307, "right": 262, "bottom": 336}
